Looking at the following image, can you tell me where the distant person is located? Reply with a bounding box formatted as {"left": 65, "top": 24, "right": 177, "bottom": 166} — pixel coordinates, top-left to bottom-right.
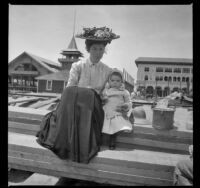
{"left": 173, "top": 145, "right": 193, "bottom": 186}
{"left": 131, "top": 90, "right": 137, "bottom": 100}
{"left": 101, "top": 70, "right": 134, "bottom": 150}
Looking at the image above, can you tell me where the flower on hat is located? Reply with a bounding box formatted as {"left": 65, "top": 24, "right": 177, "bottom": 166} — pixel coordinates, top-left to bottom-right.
{"left": 75, "top": 26, "right": 120, "bottom": 42}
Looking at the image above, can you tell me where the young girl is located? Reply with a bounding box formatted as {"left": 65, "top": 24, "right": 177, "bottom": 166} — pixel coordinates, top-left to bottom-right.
{"left": 101, "top": 69, "right": 133, "bottom": 150}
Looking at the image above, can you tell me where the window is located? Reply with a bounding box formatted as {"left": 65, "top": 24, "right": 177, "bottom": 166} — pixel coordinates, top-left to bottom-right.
{"left": 15, "top": 64, "right": 24, "bottom": 71}
{"left": 168, "top": 76, "right": 172, "bottom": 82}
{"left": 155, "top": 76, "right": 159, "bottom": 81}
{"left": 46, "top": 80, "right": 52, "bottom": 90}
{"left": 165, "top": 68, "right": 172, "bottom": 73}
{"left": 164, "top": 76, "right": 168, "bottom": 81}
{"left": 177, "top": 77, "right": 181, "bottom": 82}
{"left": 186, "top": 77, "right": 190, "bottom": 82}
{"left": 156, "top": 67, "right": 163, "bottom": 72}
{"left": 144, "top": 75, "right": 148, "bottom": 81}
{"left": 159, "top": 76, "right": 163, "bottom": 81}
{"left": 173, "top": 77, "right": 176, "bottom": 82}
{"left": 174, "top": 68, "right": 181, "bottom": 73}
{"left": 182, "top": 77, "right": 185, "bottom": 82}
{"left": 182, "top": 68, "right": 190, "bottom": 73}
{"left": 144, "top": 67, "right": 149, "bottom": 72}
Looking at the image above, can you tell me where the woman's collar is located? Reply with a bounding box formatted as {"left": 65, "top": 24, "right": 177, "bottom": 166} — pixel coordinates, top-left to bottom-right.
{"left": 88, "top": 57, "right": 101, "bottom": 66}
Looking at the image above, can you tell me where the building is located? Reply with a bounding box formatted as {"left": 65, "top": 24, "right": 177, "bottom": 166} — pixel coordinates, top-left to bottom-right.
{"left": 122, "top": 68, "right": 135, "bottom": 93}
{"left": 8, "top": 51, "right": 61, "bottom": 92}
{"left": 135, "top": 57, "right": 193, "bottom": 97}
{"left": 35, "top": 36, "right": 83, "bottom": 93}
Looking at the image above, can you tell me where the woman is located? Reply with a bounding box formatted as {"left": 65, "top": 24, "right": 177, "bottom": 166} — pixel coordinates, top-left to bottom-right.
{"left": 37, "top": 26, "right": 120, "bottom": 164}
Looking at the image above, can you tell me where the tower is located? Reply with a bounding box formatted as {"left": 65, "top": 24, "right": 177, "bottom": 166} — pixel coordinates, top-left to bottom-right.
{"left": 58, "top": 10, "right": 83, "bottom": 70}
{"left": 58, "top": 36, "right": 83, "bottom": 70}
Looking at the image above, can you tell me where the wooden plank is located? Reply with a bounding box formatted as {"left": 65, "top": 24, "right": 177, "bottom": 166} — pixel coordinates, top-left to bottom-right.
{"left": 8, "top": 106, "right": 50, "bottom": 120}
{"left": 28, "top": 97, "right": 59, "bottom": 109}
{"left": 8, "top": 132, "right": 189, "bottom": 168}
{"left": 10, "top": 173, "right": 59, "bottom": 185}
{"left": 133, "top": 124, "right": 193, "bottom": 139}
{"left": 8, "top": 106, "right": 193, "bottom": 140}
{"left": 8, "top": 163, "right": 143, "bottom": 186}
{"left": 8, "top": 144, "right": 175, "bottom": 173}
{"left": 8, "top": 121, "right": 192, "bottom": 153}
{"left": 9, "top": 92, "right": 61, "bottom": 98}
{"left": 8, "top": 97, "right": 45, "bottom": 105}
{"left": 9, "top": 149, "right": 173, "bottom": 180}
{"left": 8, "top": 155, "right": 173, "bottom": 186}
{"left": 117, "top": 136, "right": 189, "bottom": 152}
{"left": 8, "top": 117, "right": 41, "bottom": 125}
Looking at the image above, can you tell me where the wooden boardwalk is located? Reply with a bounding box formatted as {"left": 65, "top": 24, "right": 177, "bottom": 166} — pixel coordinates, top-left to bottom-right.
{"left": 8, "top": 105, "right": 193, "bottom": 186}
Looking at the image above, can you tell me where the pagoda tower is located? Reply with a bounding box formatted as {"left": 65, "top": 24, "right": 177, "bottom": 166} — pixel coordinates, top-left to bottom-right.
{"left": 58, "top": 10, "right": 83, "bottom": 70}
{"left": 58, "top": 36, "right": 83, "bottom": 70}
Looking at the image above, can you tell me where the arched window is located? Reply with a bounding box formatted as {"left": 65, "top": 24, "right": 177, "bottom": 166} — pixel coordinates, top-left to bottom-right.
{"left": 186, "top": 77, "right": 190, "bottom": 82}
{"left": 182, "top": 77, "right": 185, "bottom": 82}
{"left": 159, "top": 76, "right": 163, "bottom": 81}
{"left": 168, "top": 76, "right": 172, "bottom": 82}
{"left": 177, "top": 77, "right": 181, "bottom": 82}
{"left": 155, "top": 76, "right": 159, "bottom": 81}
{"left": 173, "top": 77, "right": 176, "bottom": 82}
{"left": 144, "top": 75, "right": 148, "bottom": 81}
{"left": 164, "top": 76, "right": 168, "bottom": 81}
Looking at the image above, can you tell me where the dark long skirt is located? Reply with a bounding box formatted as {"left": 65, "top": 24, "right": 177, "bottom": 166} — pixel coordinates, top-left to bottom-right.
{"left": 36, "top": 86, "right": 104, "bottom": 164}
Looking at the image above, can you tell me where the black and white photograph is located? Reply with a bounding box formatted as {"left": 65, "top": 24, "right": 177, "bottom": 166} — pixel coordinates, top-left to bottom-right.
{"left": 8, "top": 4, "right": 193, "bottom": 186}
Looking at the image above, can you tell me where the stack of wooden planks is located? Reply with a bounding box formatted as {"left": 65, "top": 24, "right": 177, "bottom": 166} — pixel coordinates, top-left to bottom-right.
{"left": 8, "top": 106, "right": 193, "bottom": 186}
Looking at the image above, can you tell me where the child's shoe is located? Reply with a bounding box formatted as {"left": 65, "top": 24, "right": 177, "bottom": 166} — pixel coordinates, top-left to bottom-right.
{"left": 109, "top": 134, "right": 116, "bottom": 150}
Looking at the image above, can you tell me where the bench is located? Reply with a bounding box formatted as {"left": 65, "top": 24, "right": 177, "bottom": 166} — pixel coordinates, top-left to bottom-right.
{"left": 8, "top": 106, "right": 193, "bottom": 186}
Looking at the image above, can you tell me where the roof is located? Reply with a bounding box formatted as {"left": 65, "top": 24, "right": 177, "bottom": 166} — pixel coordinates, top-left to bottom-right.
{"left": 35, "top": 70, "right": 70, "bottom": 81}
{"left": 68, "top": 36, "right": 78, "bottom": 50}
{"left": 61, "top": 36, "right": 83, "bottom": 56}
{"left": 135, "top": 57, "right": 193, "bottom": 66}
{"left": 9, "top": 51, "right": 61, "bottom": 73}
{"left": 27, "top": 52, "right": 61, "bottom": 67}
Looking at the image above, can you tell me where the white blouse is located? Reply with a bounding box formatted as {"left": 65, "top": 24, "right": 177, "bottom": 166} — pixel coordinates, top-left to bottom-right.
{"left": 67, "top": 58, "right": 112, "bottom": 94}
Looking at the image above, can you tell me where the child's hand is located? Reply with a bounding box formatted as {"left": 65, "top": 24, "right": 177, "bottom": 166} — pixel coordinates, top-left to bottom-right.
{"left": 116, "top": 104, "right": 129, "bottom": 113}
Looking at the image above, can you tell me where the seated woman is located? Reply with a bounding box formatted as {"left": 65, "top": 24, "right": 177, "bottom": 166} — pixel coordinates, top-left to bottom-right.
{"left": 36, "top": 26, "right": 120, "bottom": 164}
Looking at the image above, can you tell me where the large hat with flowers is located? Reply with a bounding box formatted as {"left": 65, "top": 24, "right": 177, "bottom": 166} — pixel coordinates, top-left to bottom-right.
{"left": 75, "top": 26, "right": 120, "bottom": 43}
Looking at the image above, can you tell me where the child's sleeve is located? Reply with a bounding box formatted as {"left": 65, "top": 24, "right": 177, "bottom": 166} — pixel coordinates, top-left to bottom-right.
{"left": 123, "top": 90, "right": 132, "bottom": 110}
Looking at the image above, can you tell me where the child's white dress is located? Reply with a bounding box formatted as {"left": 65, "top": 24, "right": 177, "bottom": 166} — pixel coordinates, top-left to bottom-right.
{"left": 102, "top": 87, "right": 133, "bottom": 134}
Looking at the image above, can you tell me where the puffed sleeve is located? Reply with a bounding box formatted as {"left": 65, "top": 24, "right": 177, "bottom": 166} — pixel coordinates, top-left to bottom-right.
{"left": 99, "top": 66, "right": 112, "bottom": 94}
{"left": 123, "top": 89, "right": 132, "bottom": 110}
{"left": 66, "top": 62, "right": 82, "bottom": 87}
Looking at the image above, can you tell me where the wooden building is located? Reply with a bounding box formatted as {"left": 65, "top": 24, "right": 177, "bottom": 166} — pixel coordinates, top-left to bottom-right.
{"left": 8, "top": 52, "right": 61, "bottom": 92}
{"left": 35, "top": 36, "right": 83, "bottom": 93}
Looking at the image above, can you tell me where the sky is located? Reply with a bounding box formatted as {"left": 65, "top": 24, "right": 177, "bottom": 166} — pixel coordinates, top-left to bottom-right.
{"left": 9, "top": 5, "right": 192, "bottom": 80}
